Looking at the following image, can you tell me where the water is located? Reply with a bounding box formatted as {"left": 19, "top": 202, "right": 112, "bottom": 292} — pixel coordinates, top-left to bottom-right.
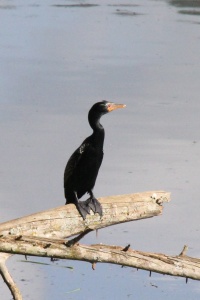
{"left": 0, "top": 0, "right": 200, "bottom": 299}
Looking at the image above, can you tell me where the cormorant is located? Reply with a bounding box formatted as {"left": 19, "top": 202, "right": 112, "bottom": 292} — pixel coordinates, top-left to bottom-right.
{"left": 64, "top": 100, "right": 126, "bottom": 219}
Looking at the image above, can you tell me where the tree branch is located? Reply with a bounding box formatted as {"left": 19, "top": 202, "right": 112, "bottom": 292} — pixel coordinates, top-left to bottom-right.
{"left": 0, "top": 236, "right": 200, "bottom": 281}
{"left": 0, "top": 253, "right": 22, "bottom": 300}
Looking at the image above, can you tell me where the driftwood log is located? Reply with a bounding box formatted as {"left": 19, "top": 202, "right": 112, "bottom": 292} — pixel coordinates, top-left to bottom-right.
{"left": 0, "top": 191, "right": 199, "bottom": 300}
{"left": 0, "top": 191, "right": 169, "bottom": 238}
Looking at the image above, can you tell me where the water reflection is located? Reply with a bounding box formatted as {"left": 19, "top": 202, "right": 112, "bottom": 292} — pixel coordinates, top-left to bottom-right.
{"left": 108, "top": 4, "right": 140, "bottom": 7}
{"left": 52, "top": 4, "right": 99, "bottom": 8}
{"left": 0, "top": 4, "right": 16, "bottom": 9}
{"left": 114, "top": 9, "right": 142, "bottom": 16}
{"left": 167, "top": 0, "right": 200, "bottom": 7}
{"left": 166, "top": 0, "right": 200, "bottom": 16}
{"left": 179, "top": 9, "right": 200, "bottom": 14}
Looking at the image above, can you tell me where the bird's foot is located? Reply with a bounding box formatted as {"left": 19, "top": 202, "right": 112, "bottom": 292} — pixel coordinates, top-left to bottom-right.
{"left": 75, "top": 201, "right": 90, "bottom": 220}
{"left": 85, "top": 197, "right": 103, "bottom": 217}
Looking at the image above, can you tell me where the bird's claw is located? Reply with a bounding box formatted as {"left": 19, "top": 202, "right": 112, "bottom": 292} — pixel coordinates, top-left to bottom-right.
{"left": 75, "top": 202, "right": 90, "bottom": 220}
{"left": 85, "top": 197, "right": 103, "bottom": 217}
{"left": 73, "top": 198, "right": 102, "bottom": 220}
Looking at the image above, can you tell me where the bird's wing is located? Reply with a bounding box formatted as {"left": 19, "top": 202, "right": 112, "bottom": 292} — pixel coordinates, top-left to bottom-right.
{"left": 64, "top": 142, "right": 90, "bottom": 185}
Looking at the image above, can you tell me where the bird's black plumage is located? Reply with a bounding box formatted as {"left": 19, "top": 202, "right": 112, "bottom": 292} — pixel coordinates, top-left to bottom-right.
{"left": 64, "top": 100, "right": 125, "bottom": 219}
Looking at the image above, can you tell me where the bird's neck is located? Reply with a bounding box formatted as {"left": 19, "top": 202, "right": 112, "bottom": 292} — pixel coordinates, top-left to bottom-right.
{"left": 92, "top": 125, "right": 105, "bottom": 149}
{"left": 89, "top": 113, "right": 105, "bottom": 149}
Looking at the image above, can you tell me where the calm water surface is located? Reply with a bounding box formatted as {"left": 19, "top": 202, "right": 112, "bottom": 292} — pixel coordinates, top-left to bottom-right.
{"left": 1, "top": 0, "right": 200, "bottom": 299}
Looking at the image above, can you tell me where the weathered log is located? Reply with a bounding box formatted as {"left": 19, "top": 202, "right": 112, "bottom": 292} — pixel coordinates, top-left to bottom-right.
{"left": 0, "top": 235, "right": 199, "bottom": 281}
{"left": 0, "top": 191, "right": 170, "bottom": 239}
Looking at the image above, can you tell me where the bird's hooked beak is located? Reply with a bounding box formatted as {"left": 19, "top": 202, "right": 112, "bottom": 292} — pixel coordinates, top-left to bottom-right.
{"left": 106, "top": 102, "right": 126, "bottom": 112}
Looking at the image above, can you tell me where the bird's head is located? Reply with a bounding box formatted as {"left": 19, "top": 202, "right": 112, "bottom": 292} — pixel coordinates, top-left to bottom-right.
{"left": 88, "top": 100, "right": 126, "bottom": 129}
{"left": 90, "top": 100, "right": 126, "bottom": 116}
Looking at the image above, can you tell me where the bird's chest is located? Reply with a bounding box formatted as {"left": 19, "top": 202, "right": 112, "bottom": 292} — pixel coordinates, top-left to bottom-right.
{"left": 71, "top": 141, "right": 104, "bottom": 197}
{"left": 78, "top": 147, "right": 103, "bottom": 177}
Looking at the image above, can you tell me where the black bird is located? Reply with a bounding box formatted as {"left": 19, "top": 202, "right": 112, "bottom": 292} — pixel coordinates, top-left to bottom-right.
{"left": 64, "top": 100, "right": 126, "bottom": 219}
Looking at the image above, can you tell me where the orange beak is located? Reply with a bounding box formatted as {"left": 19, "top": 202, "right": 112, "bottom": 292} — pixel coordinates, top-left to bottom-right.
{"left": 107, "top": 102, "right": 126, "bottom": 112}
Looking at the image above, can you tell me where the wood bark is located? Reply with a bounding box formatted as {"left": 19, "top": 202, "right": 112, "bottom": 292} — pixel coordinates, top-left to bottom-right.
{"left": 0, "top": 191, "right": 169, "bottom": 239}
{"left": 1, "top": 236, "right": 199, "bottom": 281}
{"left": 0, "top": 253, "right": 22, "bottom": 300}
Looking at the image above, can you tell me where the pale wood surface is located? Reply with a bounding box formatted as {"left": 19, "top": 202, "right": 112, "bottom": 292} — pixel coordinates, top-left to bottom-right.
{"left": 0, "top": 191, "right": 170, "bottom": 239}
{"left": 0, "top": 236, "right": 199, "bottom": 281}
{"left": 0, "top": 253, "right": 22, "bottom": 300}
